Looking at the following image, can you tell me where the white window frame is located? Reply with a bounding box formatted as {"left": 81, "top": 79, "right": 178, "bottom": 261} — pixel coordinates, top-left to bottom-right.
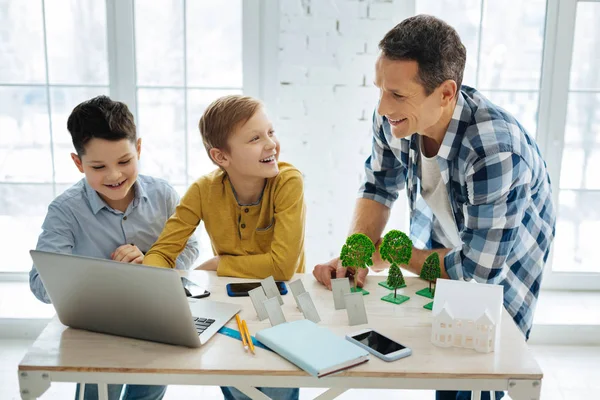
{"left": 537, "top": 0, "right": 600, "bottom": 290}
{"left": 0, "top": 0, "right": 277, "bottom": 281}
{"left": 411, "top": 0, "right": 598, "bottom": 289}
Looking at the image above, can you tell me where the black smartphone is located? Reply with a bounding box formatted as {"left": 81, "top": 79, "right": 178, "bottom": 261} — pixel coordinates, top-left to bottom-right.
{"left": 181, "top": 277, "right": 210, "bottom": 299}
{"left": 226, "top": 281, "right": 288, "bottom": 297}
{"left": 346, "top": 329, "right": 412, "bottom": 361}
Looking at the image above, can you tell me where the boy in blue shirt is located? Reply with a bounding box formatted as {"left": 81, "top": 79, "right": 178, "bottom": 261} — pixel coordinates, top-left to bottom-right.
{"left": 29, "top": 95, "right": 199, "bottom": 400}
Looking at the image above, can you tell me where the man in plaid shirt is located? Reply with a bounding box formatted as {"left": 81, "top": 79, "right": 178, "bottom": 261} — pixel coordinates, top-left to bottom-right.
{"left": 314, "top": 14, "right": 556, "bottom": 392}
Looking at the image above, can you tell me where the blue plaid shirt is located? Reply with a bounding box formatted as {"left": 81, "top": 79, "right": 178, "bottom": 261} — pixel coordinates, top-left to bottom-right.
{"left": 360, "top": 86, "right": 556, "bottom": 339}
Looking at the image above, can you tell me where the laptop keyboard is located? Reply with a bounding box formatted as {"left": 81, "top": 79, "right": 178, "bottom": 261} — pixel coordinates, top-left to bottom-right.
{"left": 193, "top": 317, "right": 215, "bottom": 335}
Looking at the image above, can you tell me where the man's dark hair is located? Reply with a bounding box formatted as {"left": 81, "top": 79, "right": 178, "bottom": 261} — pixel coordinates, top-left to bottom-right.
{"left": 67, "top": 95, "right": 137, "bottom": 156}
{"left": 379, "top": 14, "right": 467, "bottom": 95}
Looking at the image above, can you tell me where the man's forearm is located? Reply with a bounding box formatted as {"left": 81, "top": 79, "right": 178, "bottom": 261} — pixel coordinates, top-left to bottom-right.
{"left": 347, "top": 198, "right": 390, "bottom": 271}
{"left": 348, "top": 198, "right": 390, "bottom": 243}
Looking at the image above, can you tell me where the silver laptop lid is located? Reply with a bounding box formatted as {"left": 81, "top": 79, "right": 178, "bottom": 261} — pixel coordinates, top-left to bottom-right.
{"left": 30, "top": 250, "right": 237, "bottom": 348}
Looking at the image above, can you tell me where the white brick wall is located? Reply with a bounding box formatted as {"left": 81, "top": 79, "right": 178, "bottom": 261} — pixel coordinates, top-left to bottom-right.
{"left": 276, "top": 0, "right": 411, "bottom": 270}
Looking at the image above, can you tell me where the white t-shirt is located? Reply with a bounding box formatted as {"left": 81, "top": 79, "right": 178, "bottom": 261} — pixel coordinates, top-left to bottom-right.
{"left": 419, "top": 135, "right": 462, "bottom": 249}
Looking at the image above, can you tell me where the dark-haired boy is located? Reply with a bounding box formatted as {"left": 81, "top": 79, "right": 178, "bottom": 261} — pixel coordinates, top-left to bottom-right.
{"left": 29, "top": 95, "right": 198, "bottom": 400}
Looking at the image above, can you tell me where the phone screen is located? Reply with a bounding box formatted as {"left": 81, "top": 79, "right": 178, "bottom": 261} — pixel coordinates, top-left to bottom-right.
{"left": 181, "top": 277, "right": 209, "bottom": 298}
{"left": 228, "top": 281, "right": 286, "bottom": 295}
{"left": 351, "top": 330, "right": 405, "bottom": 355}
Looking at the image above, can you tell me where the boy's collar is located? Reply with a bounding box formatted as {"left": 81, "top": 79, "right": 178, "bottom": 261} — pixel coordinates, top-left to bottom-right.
{"left": 84, "top": 179, "right": 147, "bottom": 214}
{"left": 133, "top": 178, "right": 148, "bottom": 202}
{"left": 224, "top": 173, "right": 267, "bottom": 206}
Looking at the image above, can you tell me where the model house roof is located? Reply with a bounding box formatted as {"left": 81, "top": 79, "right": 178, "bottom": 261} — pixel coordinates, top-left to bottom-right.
{"left": 431, "top": 279, "right": 503, "bottom": 325}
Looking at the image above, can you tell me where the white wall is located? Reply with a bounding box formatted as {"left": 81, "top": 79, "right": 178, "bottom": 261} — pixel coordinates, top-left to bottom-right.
{"left": 274, "top": 1, "right": 412, "bottom": 269}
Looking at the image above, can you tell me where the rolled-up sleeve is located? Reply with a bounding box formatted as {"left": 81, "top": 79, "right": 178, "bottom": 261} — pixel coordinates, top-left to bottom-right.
{"left": 445, "top": 151, "right": 531, "bottom": 283}
{"left": 358, "top": 111, "right": 406, "bottom": 208}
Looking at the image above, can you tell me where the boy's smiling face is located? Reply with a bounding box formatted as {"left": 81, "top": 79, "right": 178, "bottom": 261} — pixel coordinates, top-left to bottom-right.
{"left": 220, "top": 107, "right": 280, "bottom": 179}
{"left": 71, "top": 138, "right": 141, "bottom": 211}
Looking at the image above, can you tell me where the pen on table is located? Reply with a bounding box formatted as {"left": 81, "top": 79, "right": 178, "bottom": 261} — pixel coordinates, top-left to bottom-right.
{"left": 242, "top": 319, "right": 255, "bottom": 355}
{"left": 235, "top": 314, "right": 248, "bottom": 351}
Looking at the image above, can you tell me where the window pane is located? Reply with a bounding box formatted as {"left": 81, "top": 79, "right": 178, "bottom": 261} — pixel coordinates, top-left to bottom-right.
{"left": 135, "top": 0, "right": 184, "bottom": 86}
{"left": 0, "top": 0, "right": 46, "bottom": 84}
{"left": 44, "top": 0, "right": 108, "bottom": 85}
{"left": 50, "top": 87, "right": 110, "bottom": 183}
{"left": 186, "top": 1, "right": 243, "bottom": 88}
{"left": 559, "top": 93, "right": 600, "bottom": 190}
{"left": 478, "top": 0, "right": 546, "bottom": 90}
{"left": 416, "top": 0, "right": 481, "bottom": 87}
{"left": 569, "top": 2, "right": 600, "bottom": 91}
{"left": 553, "top": 190, "right": 600, "bottom": 273}
{"left": 0, "top": 183, "right": 54, "bottom": 272}
{"left": 481, "top": 90, "right": 539, "bottom": 137}
{"left": 186, "top": 89, "right": 241, "bottom": 182}
{"left": 0, "top": 87, "right": 53, "bottom": 182}
{"left": 137, "top": 88, "right": 186, "bottom": 184}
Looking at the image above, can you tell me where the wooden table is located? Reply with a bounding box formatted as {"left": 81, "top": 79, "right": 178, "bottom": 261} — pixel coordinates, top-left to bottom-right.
{"left": 17, "top": 272, "right": 543, "bottom": 400}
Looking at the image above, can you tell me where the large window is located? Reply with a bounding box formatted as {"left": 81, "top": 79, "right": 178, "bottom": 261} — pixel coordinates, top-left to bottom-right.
{"left": 0, "top": 0, "right": 110, "bottom": 274}
{"left": 0, "top": 0, "right": 255, "bottom": 275}
{"left": 416, "top": 0, "right": 547, "bottom": 137}
{"left": 540, "top": 0, "right": 600, "bottom": 289}
{"left": 417, "top": 0, "right": 600, "bottom": 289}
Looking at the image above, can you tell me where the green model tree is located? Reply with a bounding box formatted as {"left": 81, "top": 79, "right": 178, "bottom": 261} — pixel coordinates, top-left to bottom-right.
{"left": 417, "top": 252, "right": 441, "bottom": 308}
{"left": 340, "top": 233, "right": 375, "bottom": 292}
{"left": 379, "top": 230, "right": 412, "bottom": 305}
{"left": 386, "top": 263, "right": 405, "bottom": 299}
{"left": 420, "top": 252, "right": 441, "bottom": 293}
{"left": 379, "top": 229, "right": 412, "bottom": 266}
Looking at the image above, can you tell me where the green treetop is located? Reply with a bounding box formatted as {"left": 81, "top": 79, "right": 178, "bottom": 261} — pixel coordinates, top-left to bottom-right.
{"left": 387, "top": 263, "right": 406, "bottom": 298}
{"left": 379, "top": 230, "right": 412, "bottom": 266}
{"left": 340, "top": 233, "right": 376, "bottom": 289}
{"left": 420, "top": 252, "right": 441, "bottom": 293}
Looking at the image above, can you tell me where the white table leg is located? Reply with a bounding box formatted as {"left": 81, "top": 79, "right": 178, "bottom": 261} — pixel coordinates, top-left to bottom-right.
{"left": 313, "top": 387, "right": 348, "bottom": 400}
{"left": 78, "top": 383, "right": 85, "bottom": 400}
{"left": 18, "top": 371, "right": 51, "bottom": 399}
{"left": 471, "top": 390, "right": 481, "bottom": 400}
{"left": 98, "top": 383, "right": 109, "bottom": 400}
{"left": 508, "top": 379, "right": 542, "bottom": 400}
{"left": 234, "top": 386, "right": 272, "bottom": 400}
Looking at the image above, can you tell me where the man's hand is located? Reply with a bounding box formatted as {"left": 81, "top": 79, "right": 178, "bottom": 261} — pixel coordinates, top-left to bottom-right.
{"left": 195, "top": 256, "right": 219, "bottom": 271}
{"left": 112, "top": 244, "right": 144, "bottom": 264}
{"left": 338, "top": 264, "right": 369, "bottom": 289}
{"left": 313, "top": 257, "right": 369, "bottom": 290}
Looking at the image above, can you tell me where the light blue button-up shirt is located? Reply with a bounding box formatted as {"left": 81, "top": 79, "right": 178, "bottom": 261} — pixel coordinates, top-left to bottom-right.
{"left": 29, "top": 174, "right": 200, "bottom": 303}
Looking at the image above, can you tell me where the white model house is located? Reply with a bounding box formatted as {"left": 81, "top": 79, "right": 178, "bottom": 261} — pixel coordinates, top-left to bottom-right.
{"left": 430, "top": 279, "right": 503, "bottom": 353}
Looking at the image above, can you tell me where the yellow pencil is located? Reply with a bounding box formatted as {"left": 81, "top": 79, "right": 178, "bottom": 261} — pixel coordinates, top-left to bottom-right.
{"left": 242, "top": 319, "right": 255, "bottom": 354}
{"left": 235, "top": 314, "right": 248, "bottom": 351}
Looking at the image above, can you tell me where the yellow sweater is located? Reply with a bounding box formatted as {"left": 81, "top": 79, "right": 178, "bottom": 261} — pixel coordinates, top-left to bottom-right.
{"left": 144, "top": 162, "right": 305, "bottom": 280}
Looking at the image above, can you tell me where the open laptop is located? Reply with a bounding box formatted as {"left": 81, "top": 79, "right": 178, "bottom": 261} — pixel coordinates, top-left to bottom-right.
{"left": 30, "top": 250, "right": 241, "bottom": 348}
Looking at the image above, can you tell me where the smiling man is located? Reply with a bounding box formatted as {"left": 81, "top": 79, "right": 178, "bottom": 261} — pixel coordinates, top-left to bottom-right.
{"left": 314, "top": 16, "right": 556, "bottom": 398}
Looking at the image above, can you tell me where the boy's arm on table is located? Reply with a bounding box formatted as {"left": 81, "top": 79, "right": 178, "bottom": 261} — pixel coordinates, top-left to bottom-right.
{"left": 29, "top": 204, "right": 75, "bottom": 304}
{"left": 144, "top": 183, "right": 202, "bottom": 269}
{"left": 217, "top": 172, "right": 305, "bottom": 281}
{"left": 165, "top": 184, "right": 200, "bottom": 270}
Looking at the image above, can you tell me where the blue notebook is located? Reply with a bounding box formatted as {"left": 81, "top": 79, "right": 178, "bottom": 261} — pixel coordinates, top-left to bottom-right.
{"left": 256, "top": 319, "right": 369, "bottom": 377}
